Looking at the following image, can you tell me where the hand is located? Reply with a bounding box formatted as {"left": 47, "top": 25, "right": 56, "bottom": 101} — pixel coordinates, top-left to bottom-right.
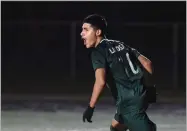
{"left": 82, "top": 105, "right": 95, "bottom": 123}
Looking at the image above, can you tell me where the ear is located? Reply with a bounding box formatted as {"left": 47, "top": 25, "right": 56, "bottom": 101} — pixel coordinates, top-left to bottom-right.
{"left": 96, "top": 29, "right": 102, "bottom": 36}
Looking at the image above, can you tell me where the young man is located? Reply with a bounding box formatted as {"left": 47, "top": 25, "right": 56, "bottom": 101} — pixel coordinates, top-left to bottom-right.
{"left": 81, "top": 14, "right": 156, "bottom": 131}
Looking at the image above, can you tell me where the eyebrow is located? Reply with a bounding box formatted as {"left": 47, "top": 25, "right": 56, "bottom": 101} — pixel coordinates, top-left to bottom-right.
{"left": 82, "top": 27, "right": 88, "bottom": 30}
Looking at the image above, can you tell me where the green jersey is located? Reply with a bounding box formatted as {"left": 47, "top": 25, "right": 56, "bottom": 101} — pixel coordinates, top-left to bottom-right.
{"left": 91, "top": 39, "right": 145, "bottom": 103}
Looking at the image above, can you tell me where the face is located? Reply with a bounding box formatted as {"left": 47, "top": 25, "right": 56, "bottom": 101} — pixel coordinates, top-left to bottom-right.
{"left": 80, "top": 23, "right": 98, "bottom": 48}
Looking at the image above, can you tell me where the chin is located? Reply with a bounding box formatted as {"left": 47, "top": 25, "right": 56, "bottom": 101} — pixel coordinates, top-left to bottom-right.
{"left": 85, "top": 44, "right": 92, "bottom": 48}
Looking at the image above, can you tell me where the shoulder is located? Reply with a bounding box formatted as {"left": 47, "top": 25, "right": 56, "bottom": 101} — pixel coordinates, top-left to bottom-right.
{"left": 103, "top": 39, "right": 133, "bottom": 51}
{"left": 101, "top": 39, "right": 122, "bottom": 45}
{"left": 91, "top": 47, "right": 105, "bottom": 60}
{"left": 97, "top": 39, "right": 122, "bottom": 49}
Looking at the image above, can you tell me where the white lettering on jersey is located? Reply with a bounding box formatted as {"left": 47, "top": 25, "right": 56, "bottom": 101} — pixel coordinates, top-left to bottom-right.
{"left": 109, "top": 47, "right": 116, "bottom": 54}
{"left": 109, "top": 43, "right": 125, "bottom": 54}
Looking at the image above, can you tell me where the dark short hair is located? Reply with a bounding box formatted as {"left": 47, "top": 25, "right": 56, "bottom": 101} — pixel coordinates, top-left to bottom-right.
{"left": 83, "top": 14, "right": 107, "bottom": 36}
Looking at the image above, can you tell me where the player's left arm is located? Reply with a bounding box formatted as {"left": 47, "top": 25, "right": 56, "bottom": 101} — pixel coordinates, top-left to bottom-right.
{"left": 137, "top": 55, "right": 153, "bottom": 74}
{"left": 89, "top": 68, "right": 106, "bottom": 108}
{"left": 131, "top": 48, "right": 153, "bottom": 74}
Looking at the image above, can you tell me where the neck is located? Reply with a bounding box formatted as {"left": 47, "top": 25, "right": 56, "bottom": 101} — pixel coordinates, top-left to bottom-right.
{"left": 95, "top": 36, "right": 104, "bottom": 48}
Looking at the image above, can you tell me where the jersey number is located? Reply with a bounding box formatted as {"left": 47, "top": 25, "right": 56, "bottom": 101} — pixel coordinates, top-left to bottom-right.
{"left": 126, "top": 53, "right": 139, "bottom": 74}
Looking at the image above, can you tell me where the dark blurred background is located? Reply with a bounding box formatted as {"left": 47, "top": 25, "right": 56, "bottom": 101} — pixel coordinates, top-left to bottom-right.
{"left": 1, "top": 1, "right": 186, "bottom": 97}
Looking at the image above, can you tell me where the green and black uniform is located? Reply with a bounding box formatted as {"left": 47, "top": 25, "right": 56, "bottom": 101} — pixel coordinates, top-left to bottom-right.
{"left": 91, "top": 39, "right": 156, "bottom": 131}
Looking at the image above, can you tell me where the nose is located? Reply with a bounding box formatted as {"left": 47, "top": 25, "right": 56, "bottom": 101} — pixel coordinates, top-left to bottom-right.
{"left": 80, "top": 31, "right": 85, "bottom": 37}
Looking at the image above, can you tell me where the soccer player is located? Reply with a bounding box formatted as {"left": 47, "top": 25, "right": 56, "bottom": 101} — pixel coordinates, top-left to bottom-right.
{"left": 81, "top": 14, "right": 156, "bottom": 131}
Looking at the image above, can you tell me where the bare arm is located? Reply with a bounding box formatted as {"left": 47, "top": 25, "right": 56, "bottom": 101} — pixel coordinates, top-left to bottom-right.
{"left": 138, "top": 54, "right": 153, "bottom": 74}
{"left": 130, "top": 48, "right": 154, "bottom": 74}
{"left": 89, "top": 68, "right": 106, "bottom": 108}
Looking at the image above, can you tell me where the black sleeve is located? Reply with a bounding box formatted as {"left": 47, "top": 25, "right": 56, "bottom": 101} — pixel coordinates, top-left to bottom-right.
{"left": 123, "top": 43, "right": 141, "bottom": 58}
{"left": 130, "top": 48, "right": 141, "bottom": 58}
{"left": 91, "top": 49, "right": 106, "bottom": 71}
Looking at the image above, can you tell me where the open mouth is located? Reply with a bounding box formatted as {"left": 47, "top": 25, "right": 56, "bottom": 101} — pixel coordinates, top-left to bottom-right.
{"left": 82, "top": 38, "right": 86, "bottom": 44}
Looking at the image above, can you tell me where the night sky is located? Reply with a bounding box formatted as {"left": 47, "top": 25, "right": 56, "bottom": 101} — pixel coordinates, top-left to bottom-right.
{"left": 2, "top": 1, "right": 186, "bottom": 22}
